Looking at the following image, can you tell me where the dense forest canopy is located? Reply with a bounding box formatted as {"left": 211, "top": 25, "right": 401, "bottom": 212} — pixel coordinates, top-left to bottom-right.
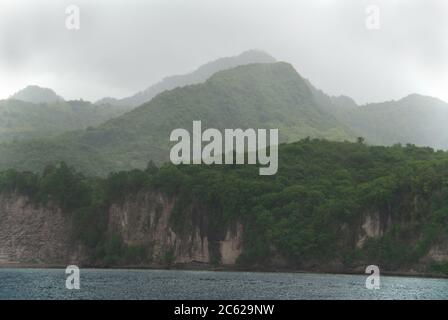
{"left": 1, "top": 139, "right": 448, "bottom": 273}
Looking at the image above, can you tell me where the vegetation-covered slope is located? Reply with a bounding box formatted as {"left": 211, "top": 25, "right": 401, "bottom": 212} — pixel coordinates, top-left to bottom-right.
{"left": 9, "top": 85, "right": 64, "bottom": 104}
{"left": 0, "top": 98, "right": 131, "bottom": 143}
{"left": 345, "top": 95, "right": 448, "bottom": 149}
{"left": 306, "top": 79, "right": 448, "bottom": 150}
{"left": 0, "top": 62, "right": 355, "bottom": 175}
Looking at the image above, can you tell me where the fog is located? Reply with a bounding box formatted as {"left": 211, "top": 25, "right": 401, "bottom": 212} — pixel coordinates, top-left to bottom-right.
{"left": 0, "top": 0, "right": 447, "bottom": 104}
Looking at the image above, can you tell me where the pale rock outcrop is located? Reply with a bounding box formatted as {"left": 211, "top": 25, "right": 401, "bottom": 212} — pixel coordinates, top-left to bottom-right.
{"left": 426, "top": 237, "right": 448, "bottom": 262}
{"left": 108, "top": 192, "right": 242, "bottom": 265}
{"left": 356, "top": 210, "right": 391, "bottom": 248}
{"left": 220, "top": 223, "right": 243, "bottom": 265}
{"left": 0, "top": 193, "right": 84, "bottom": 266}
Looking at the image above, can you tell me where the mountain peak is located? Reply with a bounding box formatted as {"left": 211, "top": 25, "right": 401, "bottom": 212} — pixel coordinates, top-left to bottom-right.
{"left": 96, "top": 50, "right": 277, "bottom": 108}
{"left": 398, "top": 93, "right": 448, "bottom": 107}
{"left": 194, "top": 50, "right": 276, "bottom": 76}
{"left": 9, "top": 85, "right": 64, "bottom": 104}
{"left": 225, "top": 49, "right": 276, "bottom": 63}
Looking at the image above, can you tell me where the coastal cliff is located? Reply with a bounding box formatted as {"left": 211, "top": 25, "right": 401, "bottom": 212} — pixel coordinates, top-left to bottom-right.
{"left": 1, "top": 140, "right": 448, "bottom": 277}
{"left": 0, "top": 193, "right": 85, "bottom": 266}
{"left": 0, "top": 191, "right": 243, "bottom": 268}
{"left": 108, "top": 192, "right": 243, "bottom": 266}
{"left": 0, "top": 189, "right": 446, "bottom": 276}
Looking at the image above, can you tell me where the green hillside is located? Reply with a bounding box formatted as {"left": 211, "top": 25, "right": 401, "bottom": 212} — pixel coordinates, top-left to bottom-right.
{"left": 0, "top": 98, "right": 131, "bottom": 143}
{"left": 0, "top": 62, "right": 355, "bottom": 175}
{"left": 306, "top": 80, "right": 448, "bottom": 150}
{"left": 9, "top": 85, "right": 64, "bottom": 104}
{"left": 345, "top": 95, "right": 448, "bottom": 149}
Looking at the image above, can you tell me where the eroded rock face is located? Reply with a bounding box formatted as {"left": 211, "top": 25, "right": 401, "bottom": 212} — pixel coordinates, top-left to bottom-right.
{"left": 220, "top": 223, "right": 243, "bottom": 265}
{"left": 356, "top": 211, "right": 385, "bottom": 248}
{"left": 108, "top": 192, "right": 243, "bottom": 266}
{"left": 0, "top": 194, "right": 83, "bottom": 266}
{"left": 0, "top": 191, "right": 243, "bottom": 267}
{"left": 426, "top": 235, "right": 448, "bottom": 262}
{"left": 2, "top": 190, "right": 444, "bottom": 272}
{"left": 356, "top": 209, "right": 398, "bottom": 248}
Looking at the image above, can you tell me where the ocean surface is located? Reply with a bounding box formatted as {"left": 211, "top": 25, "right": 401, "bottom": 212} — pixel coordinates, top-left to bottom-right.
{"left": 0, "top": 268, "right": 447, "bottom": 300}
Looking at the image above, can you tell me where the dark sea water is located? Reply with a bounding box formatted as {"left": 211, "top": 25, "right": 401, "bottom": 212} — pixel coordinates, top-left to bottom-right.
{"left": 0, "top": 268, "right": 447, "bottom": 300}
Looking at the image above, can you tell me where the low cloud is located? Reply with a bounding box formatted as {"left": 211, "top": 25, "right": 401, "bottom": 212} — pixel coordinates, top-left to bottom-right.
{"left": 0, "top": 0, "right": 446, "bottom": 103}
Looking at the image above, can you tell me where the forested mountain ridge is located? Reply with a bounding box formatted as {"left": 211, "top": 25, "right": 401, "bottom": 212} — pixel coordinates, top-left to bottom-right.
{"left": 0, "top": 62, "right": 355, "bottom": 175}
{"left": 345, "top": 94, "right": 448, "bottom": 150}
{"left": 1, "top": 52, "right": 448, "bottom": 176}
{"left": 9, "top": 85, "right": 64, "bottom": 104}
{"left": 305, "top": 80, "right": 448, "bottom": 149}
{"left": 1, "top": 51, "right": 276, "bottom": 144}
{"left": 0, "top": 86, "right": 131, "bottom": 143}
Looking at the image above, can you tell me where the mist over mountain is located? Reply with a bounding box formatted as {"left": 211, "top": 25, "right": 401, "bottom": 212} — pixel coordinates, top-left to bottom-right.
{"left": 0, "top": 95, "right": 131, "bottom": 143}
{"left": 0, "top": 62, "right": 354, "bottom": 175}
{"left": 305, "top": 79, "right": 358, "bottom": 114}
{"left": 1, "top": 51, "right": 276, "bottom": 143}
{"left": 1, "top": 51, "right": 448, "bottom": 176}
{"left": 9, "top": 85, "right": 64, "bottom": 104}
{"left": 95, "top": 50, "right": 276, "bottom": 108}
{"left": 305, "top": 80, "right": 448, "bottom": 149}
{"left": 345, "top": 94, "right": 448, "bottom": 150}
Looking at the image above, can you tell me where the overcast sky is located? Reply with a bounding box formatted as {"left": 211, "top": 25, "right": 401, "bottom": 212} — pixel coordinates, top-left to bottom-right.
{"left": 0, "top": 0, "right": 447, "bottom": 104}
